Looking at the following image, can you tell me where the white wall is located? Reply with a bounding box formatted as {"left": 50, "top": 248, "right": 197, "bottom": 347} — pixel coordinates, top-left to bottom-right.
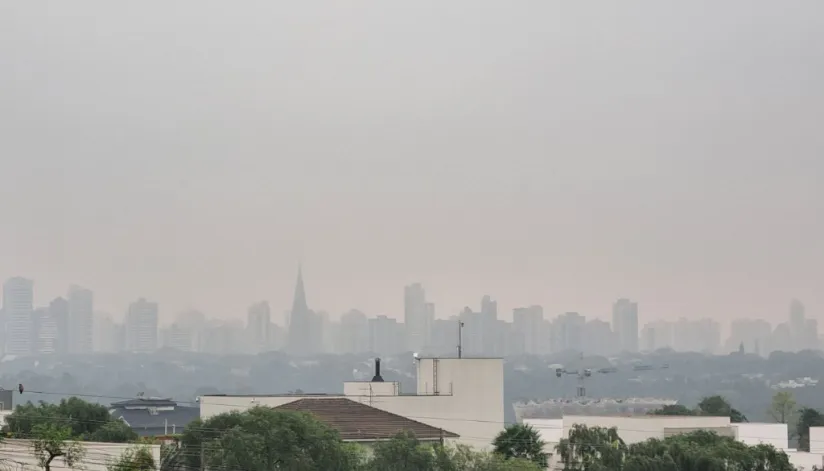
{"left": 199, "top": 357, "right": 505, "bottom": 451}
{"left": 786, "top": 450, "right": 824, "bottom": 471}
{"left": 732, "top": 423, "right": 788, "bottom": 450}
{"left": 343, "top": 381, "right": 400, "bottom": 397}
{"left": 0, "top": 440, "right": 160, "bottom": 471}
{"left": 809, "top": 426, "right": 824, "bottom": 453}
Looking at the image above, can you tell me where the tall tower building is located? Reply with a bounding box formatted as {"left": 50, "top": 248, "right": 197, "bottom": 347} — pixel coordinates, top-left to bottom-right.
{"left": 287, "top": 266, "right": 314, "bottom": 355}
{"left": 789, "top": 299, "right": 806, "bottom": 350}
{"left": 49, "top": 297, "right": 70, "bottom": 354}
{"left": 404, "top": 283, "right": 433, "bottom": 352}
{"left": 612, "top": 298, "right": 639, "bottom": 353}
{"left": 3, "top": 277, "right": 34, "bottom": 356}
{"left": 126, "top": 298, "right": 159, "bottom": 353}
{"left": 247, "top": 301, "right": 272, "bottom": 353}
{"left": 513, "top": 306, "right": 544, "bottom": 355}
{"left": 67, "top": 285, "right": 94, "bottom": 354}
{"left": 33, "top": 307, "right": 58, "bottom": 355}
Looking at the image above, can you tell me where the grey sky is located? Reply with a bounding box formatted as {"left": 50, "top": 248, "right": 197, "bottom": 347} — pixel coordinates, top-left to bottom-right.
{"left": 1, "top": 1, "right": 822, "bottom": 324}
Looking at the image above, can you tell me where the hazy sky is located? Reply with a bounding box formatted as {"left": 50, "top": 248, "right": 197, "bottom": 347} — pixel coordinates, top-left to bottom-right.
{"left": 1, "top": 1, "right": 822, "bottom": 325}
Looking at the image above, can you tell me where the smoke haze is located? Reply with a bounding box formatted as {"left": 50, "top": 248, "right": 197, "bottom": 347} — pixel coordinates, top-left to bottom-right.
{"left": 1, "top": 1, "right": 822, "bottom": 322}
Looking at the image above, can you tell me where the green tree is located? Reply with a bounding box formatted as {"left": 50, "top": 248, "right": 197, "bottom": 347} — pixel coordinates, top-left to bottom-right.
{"left": 107, "top": 446, "right": 156, "bottom": 471}
{"left": 797, "top": 407, "right": 824, "bottom": 452}
{"left": 493, "top": 424, "right": 548, "bottom": 468}
{"left": 90, "top": 420, "right": 139, "bottom": 443}
{"left": 368, "top": 432, "right": 437, "bottom": 471}
{"left": 697, "top": 395, "right": 748, "bottom": 423}
{"left": 6, "top": 398, "right": 134, "bottom": 442}
{"left": 629, "top": 431, "right": 793, "bottom": 471}
{"left": 768, "top": 391, "right": 797, "bottom": 424}
{"left": 31, "top": 423, "right": 85, "bottom": 471}
{"left": 556, "top": 424, "right": 626, "bottom": 471}
{"left": 648, "top": 404, "right": 695, "bottom": 416}
{"left": 180, "top": 406, "right": 357, "bottom": 471}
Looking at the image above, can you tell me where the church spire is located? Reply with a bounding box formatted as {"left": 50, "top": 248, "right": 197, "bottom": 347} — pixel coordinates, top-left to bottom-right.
{"left": 291, "top": 264, "right": 309, "bottom": 315}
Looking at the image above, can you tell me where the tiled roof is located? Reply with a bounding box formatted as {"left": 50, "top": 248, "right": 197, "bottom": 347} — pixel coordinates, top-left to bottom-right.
{"left": 275, "top": 398, "right": 459, "bottom": 441}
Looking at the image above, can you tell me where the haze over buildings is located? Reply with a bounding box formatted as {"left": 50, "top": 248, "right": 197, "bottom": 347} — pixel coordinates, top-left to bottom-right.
{"left": 0, "top": 1, "right": 821, "bottom": 323}
{"left": 0, "top": 272, "right": 818, "bottom": 359}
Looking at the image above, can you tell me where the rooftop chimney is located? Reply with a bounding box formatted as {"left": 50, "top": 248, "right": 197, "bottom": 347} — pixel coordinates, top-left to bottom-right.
{"left": 372, "top": 358, "right": 384, "bottom": 382}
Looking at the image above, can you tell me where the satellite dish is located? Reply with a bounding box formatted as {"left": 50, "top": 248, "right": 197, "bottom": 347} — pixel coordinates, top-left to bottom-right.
{"left": 413, "top": 352, "right": 419, "bottom": 359}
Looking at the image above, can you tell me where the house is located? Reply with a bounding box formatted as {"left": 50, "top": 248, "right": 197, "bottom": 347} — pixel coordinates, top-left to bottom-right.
{"left": 275, "top": 397, "right": 458, "bottom": 446}
{"left": 200, "top": 356, "right": 504, "bottom": 450}
{"left": 109, "top": 397, "right": 199, "bottom": 437}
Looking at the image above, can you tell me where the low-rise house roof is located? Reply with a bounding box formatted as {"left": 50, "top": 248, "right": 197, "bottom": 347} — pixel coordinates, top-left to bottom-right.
{"left": 110, "top": 398, "right": 199, "bottom": 436}
{"left": 276, "top": 397, "right": 459, "bottom": 442}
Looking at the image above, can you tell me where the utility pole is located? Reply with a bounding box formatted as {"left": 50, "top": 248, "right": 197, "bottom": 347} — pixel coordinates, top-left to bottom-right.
{"left": 457, "top": 320, "right": 464, "bottom": 358}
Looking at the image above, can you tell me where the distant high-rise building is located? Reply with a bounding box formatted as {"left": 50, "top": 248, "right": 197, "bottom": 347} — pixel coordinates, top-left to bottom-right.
{"left": 94, "top": 312, "right": 119, "bottom": 353}
{"left": 126, "top": 298, "right": 159, "bottom": 353}
{"left": 32, "top": 307, "right": 58, "bottom": 355}
{"left": 176, "top": 310, "right": 207, "bottom": 352}
{"left": 804, "top": 319, "right": 819, "bottom": 351}
{"left": 67, "top": 285, "right": 94, "bottom": 354}
{"left": 337, "top": 309, "right": 369, "bottom": 354}
{"left": 369, "top": 315, "right": 402, "bottom": 356}
{"left": 161, "top": 323, "right": 193, "bottom": 351}
{"left": 458, "top": 307, "right": 483, "bottom": 355}
{"left": 404, "top": 283, "right": 433, "bottom": 353}
{"left": 552, "top": 312, "right": 586, "bottom": 352}
{"left": 612, "top": 298, "right": 639, "bottom": 353}
{"left": 642, "top": 320, "right": 675, "bottom": 350}
{"left": 790, "top": 299, "right": 806, "bottom": 350}
{"left": 480, "top": 295, "right": 501, "bottom": 355}
{"left": 287, "top": 266, "right": 315, "bottom": 356}
{"left": 247, "top": 301, "right": 272, "bottom": 353}
{"left": 513, "top": 306, "right": 544, "bottom": 355}
{"left": 3, "top": 277, "right": 34, "bottom": 356}
{"left": 584, "top": 319, "right": 616, "bottom": 356}
{"left": 49, "top": 297, "right": 69, "bottom": 354}
{"left": 726, "top": 318, "right": 772, "bottom": 355}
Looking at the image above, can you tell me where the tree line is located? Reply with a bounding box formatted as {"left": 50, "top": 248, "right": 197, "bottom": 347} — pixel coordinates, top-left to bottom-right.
{"left": 2, "top": 397, "right": 155, "bottom": 471}
{"left": 6, "top": 394, "right": 824, "bottom": 470}
{"left": 649, "top": 391, "right": 824, "bottom": 453}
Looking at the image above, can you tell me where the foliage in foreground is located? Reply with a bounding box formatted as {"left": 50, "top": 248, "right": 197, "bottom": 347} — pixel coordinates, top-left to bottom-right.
{"left": 31, "top": 423, "right": 86, "bottom": 471}
{"left": 107, "top": 445, "right": 157, "bottom": 471}
{"left": 493, "top": 423, "right": 549, "bottom": 468}
{"left": 557, "top": 424, "right": 794, "bottom": 471}
{"left": 167, "top": 407, "right": 542, "bottom": 471}
{"left": 4, "top": 398, "right": 137, "bottom": 443}
{"left": 648, "top": 394, "right": 749, "bottom": 423}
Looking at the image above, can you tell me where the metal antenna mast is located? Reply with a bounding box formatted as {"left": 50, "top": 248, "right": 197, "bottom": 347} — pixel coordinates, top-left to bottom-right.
{"left": 457, "top": 320, "right": 465, "bottom": 358}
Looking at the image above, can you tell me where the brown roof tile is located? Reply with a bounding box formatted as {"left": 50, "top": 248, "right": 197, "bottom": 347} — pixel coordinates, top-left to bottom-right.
{"left": 275, "top": 397, "right": 459, "bottom": 441}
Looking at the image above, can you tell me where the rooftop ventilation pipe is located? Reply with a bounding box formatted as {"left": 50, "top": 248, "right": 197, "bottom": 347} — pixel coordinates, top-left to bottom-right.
{"left": 372, "top": 358, "right": 385, "bottom": 382}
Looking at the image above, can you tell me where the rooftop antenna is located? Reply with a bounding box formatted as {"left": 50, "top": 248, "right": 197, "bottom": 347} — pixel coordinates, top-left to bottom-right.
{"left": 371, "top": 358, "right": 384, "bottom": 382}
{"left": 457, "top": 320, "right": 465, "bottom": 358}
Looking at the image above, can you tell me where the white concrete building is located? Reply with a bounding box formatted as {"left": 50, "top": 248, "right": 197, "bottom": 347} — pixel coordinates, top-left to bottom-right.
{"left": 200, "top": 357, "right": 504, "bottom": 450}
{"left": 0, "top": 440, "right": 160, "bottom": 471}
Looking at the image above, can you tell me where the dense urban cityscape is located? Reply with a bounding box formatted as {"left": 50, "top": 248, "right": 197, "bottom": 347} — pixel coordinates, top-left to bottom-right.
{"left": 1, "top": 267, "right": 816, "bottom": 358}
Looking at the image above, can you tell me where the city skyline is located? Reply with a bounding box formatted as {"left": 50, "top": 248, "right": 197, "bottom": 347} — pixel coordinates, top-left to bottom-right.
{"left": 1, "top": 271, "right": 816, "bottom": 351}
{"left": 0, "top": 270, "right": 817, "bottom": 330}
